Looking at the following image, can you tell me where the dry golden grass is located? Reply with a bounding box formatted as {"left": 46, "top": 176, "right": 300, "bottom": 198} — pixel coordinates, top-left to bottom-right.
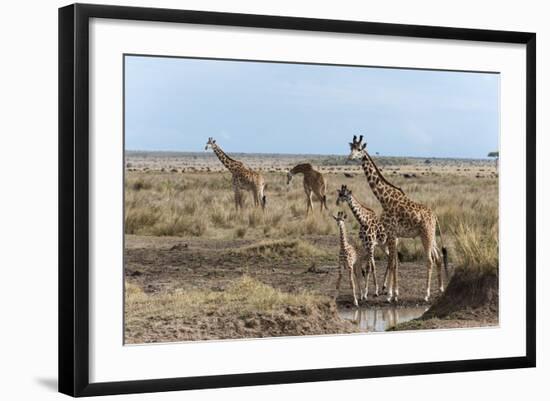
{"left": 125, "top": 275, "right": 341, "bottom": 342}
{"left": 452, "top": 219, "right": 499, "bottom": 274}
{"left": 126, "top": 275, "right": 325, "bottom": 319}
{"left": 125, "top": 163, "right": 498, "bottom": 265}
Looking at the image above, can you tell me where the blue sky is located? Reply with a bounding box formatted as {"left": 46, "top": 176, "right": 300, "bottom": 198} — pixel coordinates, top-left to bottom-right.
{"left": 124, "top": 55, "right": 499, "bottom": 158}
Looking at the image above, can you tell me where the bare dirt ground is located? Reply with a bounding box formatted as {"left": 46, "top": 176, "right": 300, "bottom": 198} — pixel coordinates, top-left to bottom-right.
{"left": 125, "top": 234, "right": 446, "bottom": 306}
{"left": 124, "top": 234, "right": 473, "bottom": 343}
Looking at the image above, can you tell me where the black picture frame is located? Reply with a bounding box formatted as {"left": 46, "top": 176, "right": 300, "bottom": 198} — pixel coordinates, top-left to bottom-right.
{"left": 59, "top": 3, "right": 536, "bottom": 397}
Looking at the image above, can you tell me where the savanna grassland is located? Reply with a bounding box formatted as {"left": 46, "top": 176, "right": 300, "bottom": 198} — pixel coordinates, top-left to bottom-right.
{"left": 124, "top": 152, "right": 499, "bottom": 343}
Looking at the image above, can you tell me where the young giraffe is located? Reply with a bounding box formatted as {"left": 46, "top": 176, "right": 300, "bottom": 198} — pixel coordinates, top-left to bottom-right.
{"left": 336, "top": 185, "right": 389, "bottom": 299}
{"left": 348, "top": 135, "right": 448, "bottom": 302}
{"left": 287, "top": 163, "right": 328, "bottom": 215}
{"left": 332, "top": 211, "right": 359, "bottom": 307}
{"left": 205, "top": 138, "right": 266, "bottom": 210}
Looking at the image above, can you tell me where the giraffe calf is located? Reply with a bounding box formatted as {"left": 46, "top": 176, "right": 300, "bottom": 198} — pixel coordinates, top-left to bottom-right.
{"left": 333, "top": 211, "right": 359, "bottom": 307}
{"left": 336, "top": 185, "right": 388, "bottom": 300}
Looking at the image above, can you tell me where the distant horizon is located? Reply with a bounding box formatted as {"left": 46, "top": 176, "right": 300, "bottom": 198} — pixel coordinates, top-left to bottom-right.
{"left": 125, "top": 149, "right": 496, "bottom": 160}
{"left": 125, "top": 56, "right": 499, "bottom": 159}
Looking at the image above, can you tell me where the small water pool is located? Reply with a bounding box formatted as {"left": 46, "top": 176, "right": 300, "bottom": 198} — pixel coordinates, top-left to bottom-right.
{"left": 338, "top": 306, "right": 428, "bottom": 332}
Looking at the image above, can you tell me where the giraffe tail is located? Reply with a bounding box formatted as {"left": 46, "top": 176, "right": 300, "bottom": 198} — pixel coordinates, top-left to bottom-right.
{"left": 322, "top": 195, "right": 328, "bottom": 210}
{"left": 435, "top": 216, "right": 449, "bottom": 277}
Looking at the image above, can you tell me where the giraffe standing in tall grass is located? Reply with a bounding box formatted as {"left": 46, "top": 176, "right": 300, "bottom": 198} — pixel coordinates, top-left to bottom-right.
{"left": 336, "top": 184, "right": 389, "bottom": 299}
{"left": 205, "top": 137, "right": 266, "bottom": 210}
{"left": 287, "top": 163, "right": 328, "bottom": 216}
{"left": 333, "top": 211, "right": 359, "bottom": 307}
{"left": 348, "top": 135, "right": 448, "bottom": 302}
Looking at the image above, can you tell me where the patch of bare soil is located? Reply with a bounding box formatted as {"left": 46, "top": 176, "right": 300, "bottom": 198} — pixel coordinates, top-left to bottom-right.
{"left": 126, "top": 301, "right": 358, "bottom": 344}
{"left": 391, "top": 269, "right": 498, "bottom": 331}
{"left": 124, "top": 235, "right": 448, "bottom": 307}
{"left": 124, "top": 235, "right": 463, "bottom": 342}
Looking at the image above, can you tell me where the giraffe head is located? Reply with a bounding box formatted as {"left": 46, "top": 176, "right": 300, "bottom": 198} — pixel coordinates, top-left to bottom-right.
{"left": 336, "top": 185, "right": 352, "bottom": 206}
{"left": 332, "top": 211, "right": 348, "bottom": 223}
{"left": 348, "top": 134, "right": 367, "bottom": 160}
{"left": 204, "top": 137, "right": 216, "bottom": 151}
{"left": 286, "top": 171, "right": 294, "bottom": 185}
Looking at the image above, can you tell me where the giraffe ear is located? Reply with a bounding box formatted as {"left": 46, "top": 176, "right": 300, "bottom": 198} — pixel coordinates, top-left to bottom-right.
{"left": 362, "top": 143, "right": 366, "bottom": 150}
{"left": 213, "top": 139, "right": 216, "bottom": 144}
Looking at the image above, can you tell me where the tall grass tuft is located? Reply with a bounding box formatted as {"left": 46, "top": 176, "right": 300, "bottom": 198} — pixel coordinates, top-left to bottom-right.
{"left": 452, "top": 220, "right": 498, "bottom": 274}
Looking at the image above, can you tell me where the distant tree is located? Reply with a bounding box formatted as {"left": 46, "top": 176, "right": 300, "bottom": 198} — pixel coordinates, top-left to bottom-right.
{"left": 488, "top": 151, "right": 499, "bottom": 171}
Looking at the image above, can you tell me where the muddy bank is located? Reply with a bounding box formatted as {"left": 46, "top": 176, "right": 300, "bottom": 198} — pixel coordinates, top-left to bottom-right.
{"left": 391, "top": 269, "right": 498, "bottom": 331}
{"left": 126, "top": 302, "right": 358, "bottom": 344}
{"left": 125, "top": 276, "right": 358, "bottom": 344}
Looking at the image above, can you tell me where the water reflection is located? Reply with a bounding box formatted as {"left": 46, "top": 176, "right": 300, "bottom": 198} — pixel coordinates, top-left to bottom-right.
{"left": 339, "top": 306, "right": 428, "bottom": 332}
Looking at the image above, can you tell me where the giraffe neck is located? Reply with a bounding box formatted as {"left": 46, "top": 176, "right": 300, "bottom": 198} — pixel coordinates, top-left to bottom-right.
{"left": 337, "top": 222, "right": 349, "bottom": 249}
{"left": 359, "top": 151, "right": 404, "bottom": 209}
{"left": 346, "top": 195, "right": 368, "bottom": 225}
{"left": 212, "top": 144, "right": 240, "bottom": 172}
{"left": 290, "top": 163, "right": 313, "bottom": 175}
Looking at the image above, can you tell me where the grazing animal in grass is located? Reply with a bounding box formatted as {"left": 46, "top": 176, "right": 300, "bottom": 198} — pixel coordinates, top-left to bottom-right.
{"left": 287, "top": 163, "right": 328, "bottom": 215}
{"left": 205, "top": 137, "right": 266, "bottom": 210}
{"left": 336, "top": 185, "right": 389, "bottom": 299}
{"left": 333, "top": 211, "right": 359, "bottom": 307}
{"left": 348, "top": 135, "right": 448, "bottom": 302}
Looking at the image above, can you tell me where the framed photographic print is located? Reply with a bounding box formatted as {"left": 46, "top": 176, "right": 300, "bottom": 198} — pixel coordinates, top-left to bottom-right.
{"left": 58, "top": 3, "right": 536, "bottom": 397}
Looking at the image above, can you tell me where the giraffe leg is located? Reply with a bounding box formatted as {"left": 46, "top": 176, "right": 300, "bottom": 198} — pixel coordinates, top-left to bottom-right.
{"left": 367, "top": 238, "right": 378, "bottom": 297}
{"left": 363, "top": 258, "right": 370, "bottom": 300}
{"left": 335, "top": 260, "right": 343, "bottom": 294}
{"left": 259, "top": 186, "right": 266, "bottom": 211}
{"left": 252, "top": 189, "right": 259, "bottom": 207}
{"left": 381, "top": 245, "right": 390, "bottom": 294}
{"left": 233, "top": 188, "right": 242, "bottom": 211}
{"left": 348, "top": 263, "right": 359, "bottom": 307}
{"left": 386, "top": 237, "right": 398, "bottom": 303}
{"left": 392, "top": 239, "right": 399, "bottom": 302}
{"left": 370, "top": 247, "right": 379, "bottom": 297}
{"left": 421, "top": 235, "right": 434, "bottom": 302}
{"left": 393, "top": 239, "right": 399, "bottom": 302}
{"left": 240, "top": 192, "right": 245, "bottom": 209}
{"left": 432, "top": 247, "right": 444, "bottom": 293}
{"left": 316, "top": 191, "right": 325, "bottom": 212}
{"left": 307, "top": 191, "right": 314, "bottom": 216}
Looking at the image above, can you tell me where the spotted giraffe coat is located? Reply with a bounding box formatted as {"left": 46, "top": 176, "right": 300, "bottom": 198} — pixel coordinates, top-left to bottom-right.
{"left": 348, "top": 135, "right": 447, "bottom": 302}
{"left": 333, "top": 212, "right": 359, "bottom": 306}
{"left": 336, "top": 185, "right": 388, "bottom": 298}
{"left": 205, "top": 138, "right": 266, "bottom": 209}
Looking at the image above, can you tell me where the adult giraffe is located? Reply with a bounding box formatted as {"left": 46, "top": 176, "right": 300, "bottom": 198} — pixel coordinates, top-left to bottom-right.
{"left": 205, "top": 137, "right": 266, "bottom": 210}
{"left": 348, "top": 135, "right": 447, "bottom": 302}
{"left": 287, "top": 163, "right": 328, "bottom": 215}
